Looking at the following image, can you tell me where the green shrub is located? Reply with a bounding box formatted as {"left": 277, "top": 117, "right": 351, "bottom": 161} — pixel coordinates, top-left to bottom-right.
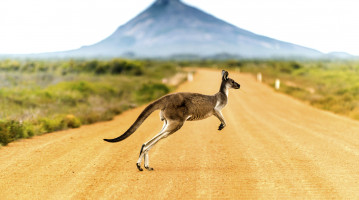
{"left": 0, "top": 58, "right": 179, "bottom": 146}
{"left": 25, "top": 125, "right": 35, "bottom": 137}
{"left": 9, "top": 121, "right": 25, "bottom": 139}
{"left": 0, "top": 122, "right": 11, "bottom": 145}
{"left": 94, "top": 63, "right": 109, "bottom": 74}
{"left": 135, "top": 83, "right": 170, "bottom": 104}
{"left": 0, "top": 120, "right": 25, "bottom": 145}
{"left": 39, "top": 118, "right": 65, "bottom": 133}
{"left": 79, "top": 111, "right": 103, "bottom": 124}
{"left": 83, "top": 60, "right": 99, "bottom": 72}
{"left": 109, "top": 59, "right": 144, "bottom": 75}
{"left": 61, "top": 115, "right": 81, "bottom": 128}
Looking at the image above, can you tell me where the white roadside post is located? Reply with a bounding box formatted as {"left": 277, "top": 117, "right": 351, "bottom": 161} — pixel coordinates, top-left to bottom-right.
{"left": 257, "top": 72, "right": 262, "bottom": 82}
{"left": 187, "top": 72, "right": 193, "bottom": 82}
{"left": 275, "top": 79, "right": 280, "bottom": 90}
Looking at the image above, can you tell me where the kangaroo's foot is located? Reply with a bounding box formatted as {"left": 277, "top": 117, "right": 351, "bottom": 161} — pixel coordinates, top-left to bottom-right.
{"left": 136, "top": 144, "right": 146, "bottom": 171}
{"left": 218, "top": 123, "right": 225, "bottom": 130}
{"left": 136, "top": 163, "right": 143, "bottom": 171}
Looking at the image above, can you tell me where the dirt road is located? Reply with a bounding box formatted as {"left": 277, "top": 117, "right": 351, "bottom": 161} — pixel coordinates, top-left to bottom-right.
{"left": 1, "top": 69, "right": 359, "bottom": 199}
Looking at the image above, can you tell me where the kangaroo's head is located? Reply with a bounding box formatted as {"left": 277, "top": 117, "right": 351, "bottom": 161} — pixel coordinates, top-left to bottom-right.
{"left": 222, "top": 70, "right": 240, "bottom": 89}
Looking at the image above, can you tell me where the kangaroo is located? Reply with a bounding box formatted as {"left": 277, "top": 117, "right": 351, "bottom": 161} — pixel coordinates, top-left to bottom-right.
{"left": 104, "top": 70, "right": 240, "bottom": 171}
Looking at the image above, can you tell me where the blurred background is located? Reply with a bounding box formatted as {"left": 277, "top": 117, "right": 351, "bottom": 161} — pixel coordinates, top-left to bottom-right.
{"left": 1, "top": 0, "right": 359, "bottom": 56}
{"left": 1, "top": 0, "right": 359, "bottom": 145}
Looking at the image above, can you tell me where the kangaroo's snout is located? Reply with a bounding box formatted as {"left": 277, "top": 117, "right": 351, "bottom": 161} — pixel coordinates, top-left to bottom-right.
{"left": 232, "top": 82, "right": 240, "bottom": 89}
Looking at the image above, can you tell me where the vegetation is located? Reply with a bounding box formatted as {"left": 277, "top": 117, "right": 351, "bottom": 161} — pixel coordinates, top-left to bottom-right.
{"left": 240, "top": 60, "right": 359, "bottom": 120}
{"left": 2, "top": 57, "right": 358, "bottom": 146}
{"left": 0, "top": 59, "right": 179, "bottom": 146}
{"left": 182, "top": 59, "right": 359, "bottom": 121}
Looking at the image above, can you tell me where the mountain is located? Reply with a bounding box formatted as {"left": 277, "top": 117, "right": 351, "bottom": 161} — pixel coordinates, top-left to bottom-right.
{"left": 55, "top": 0, "right": 323, "bottom": 58}
{"left": 325, "top": 52, "right": 356, "bottom": 59}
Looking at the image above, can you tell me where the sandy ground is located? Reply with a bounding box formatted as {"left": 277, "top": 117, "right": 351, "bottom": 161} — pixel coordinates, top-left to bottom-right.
{"left": 1, "top": 69, "right": 359, "bottom": 199}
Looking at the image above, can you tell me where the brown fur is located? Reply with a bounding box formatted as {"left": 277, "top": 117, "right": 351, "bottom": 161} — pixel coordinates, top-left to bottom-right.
{"left": 104, "top": 70, "right": 240, "bottom": 171}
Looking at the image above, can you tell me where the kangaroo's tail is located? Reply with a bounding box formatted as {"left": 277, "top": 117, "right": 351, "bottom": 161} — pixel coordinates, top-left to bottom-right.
{"left": 103, "top": 98, "right": 165, "bottom": 143}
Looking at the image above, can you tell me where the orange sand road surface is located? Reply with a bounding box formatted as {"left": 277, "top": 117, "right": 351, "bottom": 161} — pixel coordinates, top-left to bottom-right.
{"left": 1, "top": 69, "right": 359, "bottom": 199}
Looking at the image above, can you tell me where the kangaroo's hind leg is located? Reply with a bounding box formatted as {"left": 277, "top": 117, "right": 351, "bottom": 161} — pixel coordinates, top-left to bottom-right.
{"left": 136, "top": 120, "right": 168, "bottom": 171}
{"left": 137, "top": 120, "right": 184, "bottom": 171}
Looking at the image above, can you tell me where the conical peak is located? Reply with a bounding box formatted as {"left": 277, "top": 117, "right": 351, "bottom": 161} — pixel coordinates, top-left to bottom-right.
{"left": 75, "top": 0, "right": 322, "bottom": 58}
{"left": 155, "top": 0, "right": 181, "bottom": 6}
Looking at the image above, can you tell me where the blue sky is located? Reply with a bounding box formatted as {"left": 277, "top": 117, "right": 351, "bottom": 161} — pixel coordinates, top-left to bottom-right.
{"left": 1, "top": 0, "right": 358, "bottom": 55}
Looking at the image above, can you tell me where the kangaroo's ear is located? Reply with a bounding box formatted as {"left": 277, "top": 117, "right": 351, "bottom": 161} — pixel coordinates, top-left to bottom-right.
{"left": 222, "top": 70, "right": 229, "bottom": 80}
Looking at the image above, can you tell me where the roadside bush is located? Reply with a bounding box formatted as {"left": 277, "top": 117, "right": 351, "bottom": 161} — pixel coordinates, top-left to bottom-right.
{"left": 0, "top": 120, "right": 25, "bottom": 145}
{"left": 135, "top": 83, "right": 170, "bottom": 104}
{"left": 0, "top": 59, "right": 146, "bottom": 75}
{"left": 24, "top": 124, "right": 35, "bottom": 138}
{"left": 0, "top": 121, "right": 12, "bottom": 145}
{"left": 0, "top": 58, "right": 180, "bottom": 146}
{"left": 94, "top": 62, "right": 109, "bottom": 74}
{"left": 69, "top": 81, "right": 94, "bottom": 94}
{"left": 61, "top": 115, "right": 81, "bottom": 128}
{"left": 281, "top": 85, "right": 310, "bottom": 101}
{"left": 39, "top": 118, "right": 65, "bottom": 133}
{"left": 109, "top": 59, "right": 144, "bottom": 75}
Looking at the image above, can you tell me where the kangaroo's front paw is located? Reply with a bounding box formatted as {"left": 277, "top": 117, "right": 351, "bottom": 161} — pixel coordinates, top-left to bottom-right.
{"left": 218, "top": 123, "right": 225, "bottom": 130}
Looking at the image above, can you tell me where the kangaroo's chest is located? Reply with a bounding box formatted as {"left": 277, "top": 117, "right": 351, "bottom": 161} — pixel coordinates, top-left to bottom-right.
{"left": 215, "top": 98, "right": 227, "bottom": 111}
